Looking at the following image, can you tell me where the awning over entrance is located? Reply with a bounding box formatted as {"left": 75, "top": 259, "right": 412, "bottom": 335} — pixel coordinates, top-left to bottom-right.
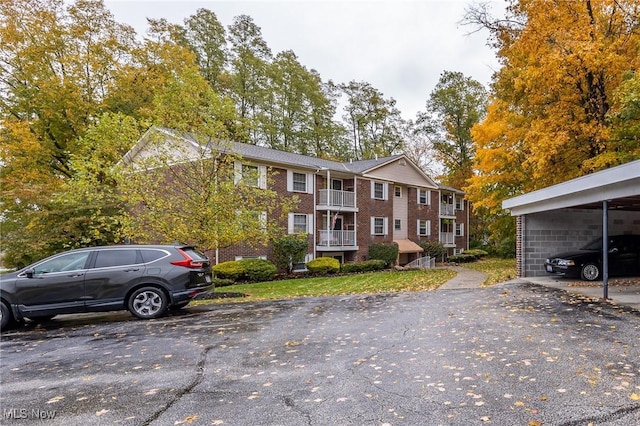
{"left": 393, "top": 239, "right": 424, "bottom": 254}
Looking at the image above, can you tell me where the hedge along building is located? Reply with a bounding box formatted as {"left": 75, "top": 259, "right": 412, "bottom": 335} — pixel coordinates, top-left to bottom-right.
{"left": 121, "top": 127, "right": 470, "bottom": 265}
{"left": 502, "top": 159, "right": 640, "bottom": 297}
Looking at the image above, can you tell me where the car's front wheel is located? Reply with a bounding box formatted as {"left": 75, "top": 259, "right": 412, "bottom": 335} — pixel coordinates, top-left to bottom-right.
{"left": 128, "top": 287, "right": 168, "bottom": 319}
{"left": 580, "top": 263, "right": 600, "bottom": 281}
{"left": 1, "top": 301, "right": 15, "bottom": 331}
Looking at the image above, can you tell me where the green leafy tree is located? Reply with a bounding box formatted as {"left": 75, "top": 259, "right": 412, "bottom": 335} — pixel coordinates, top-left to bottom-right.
{"left": 417, "top": 71, "right": 488, "bottom": 189}
{"left": 0, "top": 0, "right": 137, "bottom": 266}
{"left": 271, "top": 234, "right": 309, "bottom": 273}
{"left": 184, "top": 8, "right": 229, "bottom": 94}
{"left": 118, "top": 63, "right": 296, "bottom": 254}
{"left": 339, "top": 81, "right": 405, "bottom": 160}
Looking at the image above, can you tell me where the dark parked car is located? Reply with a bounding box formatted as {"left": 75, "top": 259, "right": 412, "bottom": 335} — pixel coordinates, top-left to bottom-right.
{"left": 544, "top": 234, "right": 640, "bottom": 281}
{"left": 0, "top": 244, "right": 212, "bottom": 330}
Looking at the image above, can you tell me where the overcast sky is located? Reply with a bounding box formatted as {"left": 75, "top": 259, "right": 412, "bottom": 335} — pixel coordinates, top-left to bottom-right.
{"left": 104, "top": 0, "right": 504, "bottom": 120}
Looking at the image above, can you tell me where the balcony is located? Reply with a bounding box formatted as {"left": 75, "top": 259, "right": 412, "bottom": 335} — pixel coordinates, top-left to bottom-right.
{"left": 318, "top": 189, "right": 356, "bottom": 210}
{"left": 440, "top": 203, "right": 455, "bottom": 216}
{"left": 440, "top": 232, "right": 455, "bottom": 246}
{"left": 317, "top": 230, "right": 358, "bottom": 251}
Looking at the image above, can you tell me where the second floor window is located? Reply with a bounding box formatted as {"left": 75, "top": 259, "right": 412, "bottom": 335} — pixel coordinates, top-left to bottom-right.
{"left": 235, "top": 162, "right": 266, "bottom": 189}
{"left": 288, "top": 213, "right": 312, "bottom": 234}
{"left": 455, "top": 196, "right": 464, "bottom": 211}
{"left": 417, "top": 219, "right": 431, "bottom": 236}
{"left": 293, "top": 172, "right": 307, "bottom": 192}
{"left": 394, "top": 219, "right": 401, "bottom": 231}
{"left": 418, "top": 189, "right": 430, "bottom": 205}
{"left": 372, "top": 181, "right": 387, "bottom": 200}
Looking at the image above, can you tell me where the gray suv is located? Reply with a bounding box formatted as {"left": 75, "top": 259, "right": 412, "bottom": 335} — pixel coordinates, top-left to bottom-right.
{"left": 0, "top": 244, "right": 212, "bottom": 330}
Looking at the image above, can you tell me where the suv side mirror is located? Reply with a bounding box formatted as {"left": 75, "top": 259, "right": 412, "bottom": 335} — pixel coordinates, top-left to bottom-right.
{"left": 25, "top": 268, "right": 35, "bottom": 278}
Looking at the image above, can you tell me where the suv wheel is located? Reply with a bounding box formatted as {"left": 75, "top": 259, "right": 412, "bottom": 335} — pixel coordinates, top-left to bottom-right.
{"left": 1, "top": 301, "right": 15, "bottom": 331}
{"left": 128, "top": 287, "right": 168, "bottom": 319}
{"left": 580, "top": 263, "right": 600, "bottom": 281}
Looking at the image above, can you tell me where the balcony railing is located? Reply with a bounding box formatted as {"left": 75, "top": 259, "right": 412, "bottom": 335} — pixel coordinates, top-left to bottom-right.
{"left": 318, "top": 230, "right": 356, "bottom": 247}
{"left": 440, "top": 232, "right": 455, "bottom": 245}
{"left": 440, "top": 204, "right": 455, "bottom": 216}
{"left": 319, "top": 189, "right": 355, "bottom": 208}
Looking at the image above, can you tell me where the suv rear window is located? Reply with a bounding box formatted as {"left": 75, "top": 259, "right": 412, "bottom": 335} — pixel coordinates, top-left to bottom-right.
{"left": 182, "top": 247, "right": 209, "bottom": 262}
{"left": 94, "top": 249, "right": 142, "bottom": 268}
{"left": 140, "top": 249, "right": 170, "bottom": 263}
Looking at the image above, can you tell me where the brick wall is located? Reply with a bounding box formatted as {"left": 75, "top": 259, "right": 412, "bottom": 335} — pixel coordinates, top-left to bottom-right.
{"left": 356, "top": 179, "right": 394, "bottom": 261}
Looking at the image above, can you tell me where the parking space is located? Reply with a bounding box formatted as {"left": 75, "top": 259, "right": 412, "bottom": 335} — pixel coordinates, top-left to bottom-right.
{"left": 1, "top": 282, "right": 639, "bottom": 425}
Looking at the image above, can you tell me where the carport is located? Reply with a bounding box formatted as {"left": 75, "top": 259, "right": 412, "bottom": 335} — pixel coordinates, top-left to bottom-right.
{"left": 502, "top": 159, "right": 640, "bottom": 299}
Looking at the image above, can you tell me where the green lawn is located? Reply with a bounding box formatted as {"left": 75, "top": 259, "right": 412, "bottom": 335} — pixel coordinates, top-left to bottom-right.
{"left": 200, "top": 268, "right": 457, "bottom": 303}
{"left": 463, "top": 257, "right": 517, "bottom": 286}
{"left": 194, "top": 257, "right": 517, "bottom": 304}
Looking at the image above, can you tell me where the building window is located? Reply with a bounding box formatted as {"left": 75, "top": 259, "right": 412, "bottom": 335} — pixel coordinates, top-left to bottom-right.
{"left": 394, "top": 219, "right": 401, "bottom": 231}
{"left": 288, "top": 213, "right": 312, "bottom": 234}
{"left": 395, "top": 186, "right": 402, "bottom": 197}
{"left": 417, "top": 189, "right": 430, "bottom": 205}
{"left": 455, "top": 196, "right": 464, "bottom": 210}
{"left": 417, "top": 219, "right": 431, "bottom": 236}
{"left": 372, "top": 181, "right": 387, "bottom": 200}
{"left": 235, "top": 162, "right": 266, "bottom": 188}
{"left": 293, "top": 172, "right": 307, "bottom": 192}
{"left": 371, "top": 217, "right": 387, "bottom": 235}
{"left": 456, "top": 223, "right": 464, "bottom": 236}
{"left": 288, "top": 170, "right": 311, "bottom": 193}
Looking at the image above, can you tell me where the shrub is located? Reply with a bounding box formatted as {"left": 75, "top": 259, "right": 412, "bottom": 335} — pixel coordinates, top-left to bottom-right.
{"left": 463, "top": 249, "right": 489, "bottom": 259}
{"left": 418, "top": 240, "right": 447, "bottom": 259}
{"left": 341, "top": 259, "right": 387, "bottom": 273}
{"left": 212, "top": 260, "right": 244, "bottom": 281}
{"left": 211, "top": 277, "right": 235, "bottom": 287}
{"left": 212, "top": 258, "right": 277, "bottom": 282}
{"left": 271, "top": 234, "right": 309, "bottom": 272}
{"left": 239, "top": 258, "right": 277, "bottom": 282}
{"left": 369, "top": 242, "right": 399, "bottom": 266}
{"left": 306, "top": 257, "right": 340, "bottom": 275}
{"left": 448, "top": 253, "right": 477, "bottom": 263}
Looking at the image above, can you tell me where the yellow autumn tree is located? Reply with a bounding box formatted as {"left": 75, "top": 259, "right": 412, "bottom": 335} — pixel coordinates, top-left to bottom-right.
{"left": 464, "top": 0, "right": 640, "bottom": 245}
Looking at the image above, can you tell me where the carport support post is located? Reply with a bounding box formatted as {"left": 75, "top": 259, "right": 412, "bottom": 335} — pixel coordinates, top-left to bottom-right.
{"left": 602, "top": 200, "right": 609, "bottom": 300}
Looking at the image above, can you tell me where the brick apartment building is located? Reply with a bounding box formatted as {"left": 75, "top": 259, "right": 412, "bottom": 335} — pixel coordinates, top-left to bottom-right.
{"left": 123, "top": 127, "right": 469, "bottom": 266}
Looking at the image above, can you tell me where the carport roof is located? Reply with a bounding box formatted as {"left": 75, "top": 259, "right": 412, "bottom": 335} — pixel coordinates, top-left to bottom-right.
{"left": 502, "top": 159, "right": 640, "bottom": 216}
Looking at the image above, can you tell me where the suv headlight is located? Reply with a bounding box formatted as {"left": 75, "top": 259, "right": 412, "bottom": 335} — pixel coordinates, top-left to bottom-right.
{"left": 557, "top": 259, "right": 575, "bottom": 266}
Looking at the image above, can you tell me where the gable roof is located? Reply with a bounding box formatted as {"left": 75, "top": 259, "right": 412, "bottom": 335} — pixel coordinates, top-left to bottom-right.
{"left": 502, "top": 159, "right": 640, "bottom": 215}
{"left": 121, "top": 126, "right": 441, "bottom": 189}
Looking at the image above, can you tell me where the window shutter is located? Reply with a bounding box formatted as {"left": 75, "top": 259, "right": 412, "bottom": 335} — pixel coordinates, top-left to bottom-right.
{"left": 370, "top": 217, "right": 375, "bottom": 235}
{"left": 307, "top": 173, "right": 314, "bottom": 194}
{"left": 426, "top": 220, "right": 431, "bottom": 236}
{"left": 417, "top": 219, "right": 421, "bottom": 236}
{"left": 258, "top": 166, "right": 267, "bottom": 189}
{"left": 288, "top": 213, "right": 294, "bottom": 234}
{"left": 383, "top": 217, "right": 388, "bottom": 235}
{"left": 370, "top": 181, "right": 375, "bottom": 199}
{"left": 286, "top": 170, "right": 293, "bottom": 192}
{"left": 234, "top": 161, "right": 242, "bottom": 185}
{"left": 383, "top": 184, "right": 388, "bottom": 200}
{"left": 307, "top": 214, "right": 314, "bottom": 233}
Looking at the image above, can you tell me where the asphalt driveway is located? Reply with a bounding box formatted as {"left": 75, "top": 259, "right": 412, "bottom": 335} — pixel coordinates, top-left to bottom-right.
{"left": 1, "top": 281, "right": 639, "bottom": 425}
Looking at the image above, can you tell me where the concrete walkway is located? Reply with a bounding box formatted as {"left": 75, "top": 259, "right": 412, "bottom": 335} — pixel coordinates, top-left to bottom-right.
{"left": 438, "top": 266, "right": 487, "bottom": 289}
{"left": 439, "top": 266, "right": 640, "bottom": 311}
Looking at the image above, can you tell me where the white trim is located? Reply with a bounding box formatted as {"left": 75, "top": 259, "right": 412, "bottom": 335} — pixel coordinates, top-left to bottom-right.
{"left": 417, "top": 219, "right": 431, "bottom": 236}
{"left": 371, "top": 216, "right": 388, "bottom": 235}
{"left": 503, "top": 159, "right": 640, "bottom": 215}
{"left": 371, "top": 181, "right": 388, "bottom": 200}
